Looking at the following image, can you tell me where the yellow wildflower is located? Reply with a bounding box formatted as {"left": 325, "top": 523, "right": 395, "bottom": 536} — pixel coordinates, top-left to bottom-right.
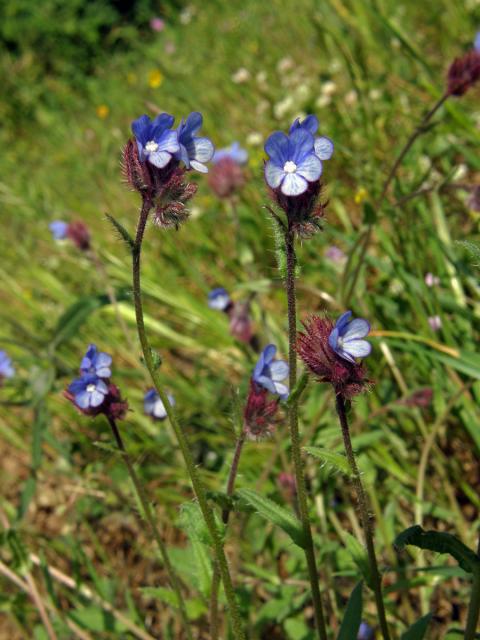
{"left": 96, "top": 105, "right": 109, "bottom": 119}
{"left": 148, "top": 70, "right": 164, "bottom": 89}
{"left": 354, "top": 187, "right": 368, "bottom": 205}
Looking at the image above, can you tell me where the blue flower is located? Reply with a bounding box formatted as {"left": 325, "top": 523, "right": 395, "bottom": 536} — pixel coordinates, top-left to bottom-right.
{"left": 357, "top": 622, "right": 375, "bottom": 640}
{"left": 80, "top": 344, "right": 112, "bottom": 379}
{"left": 289, "top": 114, "right": 334, "bottom": 161}
{"left": 49, "top": 220, "right": 68, "bottom": 240}
{"left": 68, "top": 374, "right": 108, "bottom": 409}
{"left": 253, "top": 344, "right": 289, "bottom": 399}
{"left": 144, "top": 389, "right": 175, "bottom": 420}
{"left": 175, "top": 112, "right": 214, "bottom": 173}
{"left": 0, "top": 350, "right": 14, "bottom": 378}
{"left": 264, "top": 128, "right": 322, "bottom": 196}
{"left": 475, "top": 31, "right": 480, "bottom": 52}
{"left": 131, "top": 113, "right": 180, "bottom": 168}
{"left": 328, "top": 311, "right": 371, "bottom": 363}
{"left": 213, "top": 142, "right": 248, "bottom": 165}
{"left": 208, "top": 287, "right": 231, "bottom": 311}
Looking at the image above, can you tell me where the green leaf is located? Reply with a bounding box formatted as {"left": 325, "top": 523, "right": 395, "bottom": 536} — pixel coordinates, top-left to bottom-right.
{"left": 344, "top": 533, "right": 372, "bottom": 588}
{"left": 337, "top": 581, "right": 363, "bottom": 640}
{"left": 236, "top": 488, "right": 306, "bottom": 548}
{"left": 400, "top": 613, "right": 433, "bottom": 640}
{"left": 141, "top": 587, "right": 207, "bottom": 619}
{"left": 394, "top": 526, "right": 480, "bottom": 574}
{"left": 304, "top": 446, "right": 352, "bottom": 477}
{"left": 105, "top": 213, "right": 135, "bottom": 253}
{"left": 286, "top": 372, "right": 309, "bottom": 408}
{"left": 50, "top": 293, "right": 110, "bottom": 349}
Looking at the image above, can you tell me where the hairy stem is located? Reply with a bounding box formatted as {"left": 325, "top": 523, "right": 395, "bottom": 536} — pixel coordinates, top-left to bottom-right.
{"left": 106, "top": 416, "right": 193, "bottom": 640}
{"left": 210, "top": 429, "right": 247, "bottom": 639}
{"left": 335, "top": 394, "right": 391, "bottom": 640}
{"left": 132, "top": 198, "right": 245, "bottom": 640}
{"left": 285, "top": 228, "right": 328, "bottom": 640}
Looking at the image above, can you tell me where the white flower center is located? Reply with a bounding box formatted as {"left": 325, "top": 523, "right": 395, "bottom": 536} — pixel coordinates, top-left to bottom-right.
{"left": 145, "top": 140, "right": 159, "bottom": 153}
{"left": 86, "top": 384, "right": 96, "bottom": 393}
{"left": 283, "top": 160, "right": 297, "bottom": 174}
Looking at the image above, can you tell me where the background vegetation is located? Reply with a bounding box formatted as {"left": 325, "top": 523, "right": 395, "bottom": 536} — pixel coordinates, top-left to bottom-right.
{"left": 1, "top": 0, "right": 480, "bottom": 638}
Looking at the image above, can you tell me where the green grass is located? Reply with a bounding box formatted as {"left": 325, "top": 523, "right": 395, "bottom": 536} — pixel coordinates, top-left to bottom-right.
{"left": 1, "top": 0, "right": 480, "bottom": 638}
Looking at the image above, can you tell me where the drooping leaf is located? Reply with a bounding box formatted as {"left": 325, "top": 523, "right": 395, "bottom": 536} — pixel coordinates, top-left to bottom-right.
{"left": 337, "top": 581, "right": 363, "bottom": 640}
{"left": 400, "top": 613, "right": 433, "bottom": 640}
{"left": 105, "top": 213, "right": 135, "bottom": 253}
{"left": 304, "top": 446, "right": 352, "bottom": 477}
{"left": 236, "top": 488, "right": 306, "bottom": 549}
{"left": 394, "top": 526, "right": 480, "bottom": 574}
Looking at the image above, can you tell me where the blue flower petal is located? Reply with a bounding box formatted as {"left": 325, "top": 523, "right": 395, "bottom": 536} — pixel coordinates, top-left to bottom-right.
{"left": 314, "top": 136, "right": 334, "bottom": 161}
{"left": 296, "top": 153, "right": 322, "bottom": 182}
{"left": 343, "top": 339, "right": 371, "bottom": 359}
{"left": 290, "top": 114, "right": 319, "bottom": 135}
{"left": 335, "top": 311, "right": 352, "bottom": 331}
{"left": 90, "top": 390, "right": 106, "bottom": 407}
{"left": 181, "top": 112, "right": 203, "bottom": 137}
{"left": 341, "top": 318, "right": 370, "bottom": 341}
{"left": 328, "top": 327, "right": 339, "bottom": 351}
{"left": 273, "top": 381, "right": 289, "bottom": 398}
{"left": 265, "top": 161, "right": 285, "bottom": 189}
{"left": 281, "top": 172, "right": 308, "bottom": 196}
{"left": 269, "top": 360, "right": 289, "bottom": 381}
{"left": 475, "top": 31, "right": 480, "bottom": 52}
{"left": 75, "top": 390, "right": 91, "bottom": 409}
{"left": 156, "top": 130, "right": 180, "bottom": 154}
{"left": 188, "top": 136, "right": 214, "bottom": 163}
{"left": 288, "top": 128, "right": 315, "bottom": 163}
{"left": 257, "top": 375, "right": 277, "bottom": 394}
{"left": 265, "top": 131, "right": 290, "bottom": 164}
{"left": 263, "top": 344, "right": 277, "bottom": 364}
{"left": 148, "top": 150, "right": 173, "bottom": 168}
{"left": 131, "top": 115, "right": 151, "bottom": 144}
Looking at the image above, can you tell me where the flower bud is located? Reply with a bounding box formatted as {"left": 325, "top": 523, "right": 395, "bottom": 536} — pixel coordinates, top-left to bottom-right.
{"left": 208, "top": 157, "right": 245, "bottom": 199}
{"left": 447, "top": 49, "right": 480, "bottom": 96}
{"left": 297, "top": 315, "right": 370, "bottom": 398}
{"left": 67, "top": 221, "right": 91, "bottom": 251}
{"left": 243, "top": 382, "right": 279, "bottom": 440}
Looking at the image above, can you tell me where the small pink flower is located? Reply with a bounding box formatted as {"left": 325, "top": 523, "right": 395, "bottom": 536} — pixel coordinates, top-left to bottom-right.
{"left": 425, "top": 272, "right": 440, "bottom": 287}
{"left": 428, "top": 315, "right": 442, "bottom": 331}
{"left": 325, "top": 245, "right": 346, "bottom": 263}
{"left": 150, "top": 17, "right": 165, "bottom": 32}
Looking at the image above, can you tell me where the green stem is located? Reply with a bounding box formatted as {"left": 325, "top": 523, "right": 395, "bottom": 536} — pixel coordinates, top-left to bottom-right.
{"left": 106, "top": 415, "right": 193, "bottom": 640}
{"left": 335, "top": 395, "right": 391, "bottom": 640}
{"left": 132, "top": 198, "right": 245, "bottom": 640}
{"left": 285, "top": 229, "right": 328, "bottom": 640}
{"left": 210, "top": 429, "right": 247, "bottom": 639}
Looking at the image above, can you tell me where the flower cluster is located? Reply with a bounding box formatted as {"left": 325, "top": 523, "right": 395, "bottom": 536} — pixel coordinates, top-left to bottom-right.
{"left": 124, "top": 111, "right": 213, "bottom": 228}
{"left": 65, "top": 345, "right": 128, "bottom": 420}
{"left": 49, "top": 220, "right": 91, "bottom": 251}
{"left": 208, "top": 288, "right": 254, "bottom": 344}
{"left": 0, "top": 350, "right": 14, "bottom": 385}
{"left": 242, "top": 344, "right": 289, "bottom": 439}
{"left": 446, "top": 33, "right": 480, "bottom": 96}
{"left": 264, "top": 115, "right": 332, "bottom": 237}
{"left": 297, "top": 312, "right": 371, "bottom": 398}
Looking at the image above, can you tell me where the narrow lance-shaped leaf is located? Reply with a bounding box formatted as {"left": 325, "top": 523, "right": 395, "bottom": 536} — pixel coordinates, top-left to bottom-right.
{"left": 304, "top": 446, "right": 352, "bottom": 477}
{"left": 400, "top": 613, "right": 432, "bottom": 640}
{"left": 236, "top": 488, "right": 306, "bottom": 549}
{"left": 337, "top": 581, "right": 363, "bottom": 640}
{"left": 394, "top": 525, "right": 480, "bottom": 574}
